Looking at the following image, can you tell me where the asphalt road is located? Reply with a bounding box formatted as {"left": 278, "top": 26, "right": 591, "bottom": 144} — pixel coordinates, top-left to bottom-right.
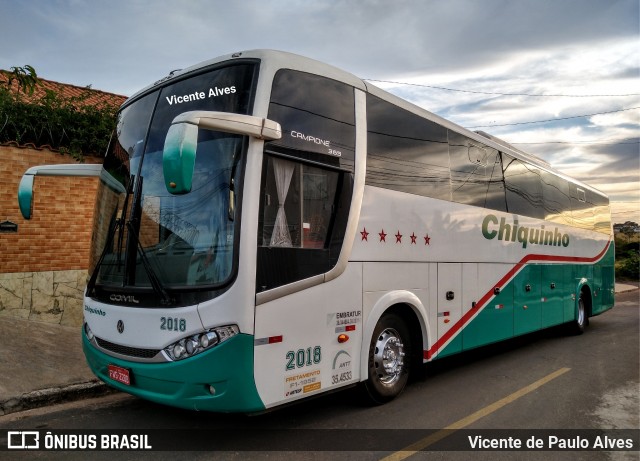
{"left": 1, "top": 289, "right": 638, "bottom": 460}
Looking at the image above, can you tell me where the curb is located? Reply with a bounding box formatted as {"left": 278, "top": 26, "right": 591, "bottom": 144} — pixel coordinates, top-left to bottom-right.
{"left": 616, "top": 284, "right": 639, "bottom": 294}
{"left": 0, "top": 381, "right": 117, "bottom": 416}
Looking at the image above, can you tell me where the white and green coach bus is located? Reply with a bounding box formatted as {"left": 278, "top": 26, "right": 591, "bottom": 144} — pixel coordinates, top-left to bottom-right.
{"left": 18, "top": 50, "right": 614, "bottom": 412}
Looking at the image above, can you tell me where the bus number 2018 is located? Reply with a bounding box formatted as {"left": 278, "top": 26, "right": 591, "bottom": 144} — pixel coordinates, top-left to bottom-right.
{"left": 286, "top": 346, "right": 321, "bottom": 370}
{"left": 160, "top": 317, "right": 186, "bottom": 332}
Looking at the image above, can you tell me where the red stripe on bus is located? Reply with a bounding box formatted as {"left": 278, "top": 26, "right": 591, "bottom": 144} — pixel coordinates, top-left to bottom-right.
{"left": 425, "top": 239, "right": 611, "bottom": 360}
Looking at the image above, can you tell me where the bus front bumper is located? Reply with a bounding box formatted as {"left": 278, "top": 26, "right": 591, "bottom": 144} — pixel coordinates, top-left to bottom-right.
{"left": 82, "top": 333, "right": 265, "bottom": 413}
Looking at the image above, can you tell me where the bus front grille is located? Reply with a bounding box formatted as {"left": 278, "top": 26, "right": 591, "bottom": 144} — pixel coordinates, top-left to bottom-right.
{"left": 95, "top": 336, "right": 160, "bottom": 359}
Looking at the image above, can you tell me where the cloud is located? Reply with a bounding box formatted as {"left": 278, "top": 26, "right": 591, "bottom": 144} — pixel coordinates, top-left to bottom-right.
{"left": 0, "top": 0, "right": 638, "bottom": 221}
{"left": 2, "top": 0, "right": 638, "bottom": 92}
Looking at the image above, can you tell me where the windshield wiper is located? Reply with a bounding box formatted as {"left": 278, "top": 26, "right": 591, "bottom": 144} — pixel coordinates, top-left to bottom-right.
{"left": 86, "top": 205, "right": 119, "bottom": 297}
{"left": 228, "top": 148, "right": 242, "bottom": 221}
{"left": 86, "top": 173, "right": 139, "bottom": 296}
{"left": 126, "top": 219, "right": 172, "bottom": 306}
{"left": 115, "top": 174, "right": 134, "bottom": 267}
{"left": 123, "top": 173, "right": 172, "bottom": 305}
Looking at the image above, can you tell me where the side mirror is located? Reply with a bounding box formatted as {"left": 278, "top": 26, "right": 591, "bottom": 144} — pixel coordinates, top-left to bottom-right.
{"left": 17, "top": 164, "right": 120, "bottom": 219}
{"left": 163, "top": 123, "right": 199, "bottom": 194}
{"left": 17, "top": 174, "right": 36, "bottom": 219}
{"left": 162, "top": 111, "right": 282, "bottom": 194}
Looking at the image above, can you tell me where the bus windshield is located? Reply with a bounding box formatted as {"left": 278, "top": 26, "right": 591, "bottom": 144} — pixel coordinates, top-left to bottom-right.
{"left": 88, "top": 62, "right": 257, "bottom": 305}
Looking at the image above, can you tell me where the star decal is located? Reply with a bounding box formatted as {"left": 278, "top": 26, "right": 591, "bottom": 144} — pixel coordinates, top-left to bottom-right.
{"left": 363, "top": 225, "right": 431, "bottom": 248}
{"left": 360, "top": 227, "right": 369, "bottom": 241}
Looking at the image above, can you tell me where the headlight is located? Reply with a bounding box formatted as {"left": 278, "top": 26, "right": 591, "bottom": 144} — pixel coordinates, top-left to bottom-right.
{"left": 84, "top": 322, "right": 94, "bottom": 341}
{"left": 164, "top": 325, "right": 239, "bottom": 361}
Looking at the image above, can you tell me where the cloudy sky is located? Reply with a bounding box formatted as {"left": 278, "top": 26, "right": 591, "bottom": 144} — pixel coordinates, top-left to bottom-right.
{"left": 1, "top": 0, "right": 638, "bottom": 222}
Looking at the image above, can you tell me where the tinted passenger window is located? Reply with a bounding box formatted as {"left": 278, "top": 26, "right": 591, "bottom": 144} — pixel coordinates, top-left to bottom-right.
{"left": 448, "top": 131, "right": 506, "bottom": 211}
{"left": 366, "top": 95, "right": 450, "bottom": 200}
{"left": 569, "top": 183, "right": 594, "bottom": 231}
{"left": 267, "top": 70, "right": 355, "bottom": 170}
{"left": 503, "top": 154, "right": 545, "bottom": 219}
{"left": 541, "top": 170, "right": 572, "bottom": 227}
{"left": 590, "top": 190, "right": 611, "bottom": 234}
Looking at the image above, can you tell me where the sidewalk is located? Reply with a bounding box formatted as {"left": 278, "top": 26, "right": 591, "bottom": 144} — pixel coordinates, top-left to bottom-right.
{"left": 0, "top": 317, "right": 112, "bottom": 416}
{"left": 1, "top": 282, "right": 638, "bottom": 416}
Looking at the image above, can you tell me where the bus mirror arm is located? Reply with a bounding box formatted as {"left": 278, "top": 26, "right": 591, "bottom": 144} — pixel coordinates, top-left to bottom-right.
{"left": 17, "top": 164, "right": 113, "bottom": 219}
{"left": 163, "top": 111, "right": 282, "bottom": 195}
{"left": 172, "top": 111, "right": 282, "bottom": 141}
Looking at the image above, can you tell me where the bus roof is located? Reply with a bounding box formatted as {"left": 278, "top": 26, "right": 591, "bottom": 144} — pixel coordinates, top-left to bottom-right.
{"left": 127, "top": 49, "right": 608, "bottom": 200}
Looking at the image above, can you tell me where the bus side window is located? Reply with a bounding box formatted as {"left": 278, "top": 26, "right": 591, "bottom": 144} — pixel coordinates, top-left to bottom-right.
{"left": 257, "top": 154, "right": 350, "bottom": 291}
{"left": 366, "top": 94, "right": 450, "bottom": 200}
{"left": 503, "top": 154, "right": 545, "bottom": 219}
{"left": 541, "top": 170, "right": 572, "bottom": 227}
{"left": 256, "top": 69, "right": 355, "bottom": 292}
{"left": 448, "top": 130, "right": 506, "bottom": 211}
{"left": 260, "top": 156, "right": 340, "bottom": 249}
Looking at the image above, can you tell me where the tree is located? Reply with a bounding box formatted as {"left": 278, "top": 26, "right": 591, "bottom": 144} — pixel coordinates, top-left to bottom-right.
{"left": 2, "top": 65, "right": 39, "bottom": 95}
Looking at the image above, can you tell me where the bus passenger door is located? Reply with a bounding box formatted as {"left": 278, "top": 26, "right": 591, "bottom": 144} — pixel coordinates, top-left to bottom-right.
{"left": 513, "top": 265, "right": 542, "bottom": 335}
{"left": 437, "top": 263, "right": 463, "bottom": 357}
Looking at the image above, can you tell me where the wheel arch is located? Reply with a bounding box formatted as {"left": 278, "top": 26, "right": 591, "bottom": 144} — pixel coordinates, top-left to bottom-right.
{"left": 359, "top": 291, "right": 430, "bottom": 381}
{"left": 576, "top": 278, "right": 593, "bottom": 319}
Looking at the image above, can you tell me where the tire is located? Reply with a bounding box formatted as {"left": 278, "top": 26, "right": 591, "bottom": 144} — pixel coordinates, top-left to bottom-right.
{"left": 569, "top": 292, "right": 587, "bottom": 335}
{"left": 363, "top": 313, "right": 412, "bottom": 404}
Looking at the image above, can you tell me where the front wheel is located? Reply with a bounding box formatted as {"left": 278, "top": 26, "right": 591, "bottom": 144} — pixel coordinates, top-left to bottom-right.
{"left": 363, "top": 313, "right": 412, "bottom": 404}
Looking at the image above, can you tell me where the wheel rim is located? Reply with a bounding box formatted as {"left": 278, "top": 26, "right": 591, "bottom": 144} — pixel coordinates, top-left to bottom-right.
{"left": 373, "top": 327, "right": 405, "bottom": 385}
{"left": 577, "top": 298, "right": 585, "bottom": 326}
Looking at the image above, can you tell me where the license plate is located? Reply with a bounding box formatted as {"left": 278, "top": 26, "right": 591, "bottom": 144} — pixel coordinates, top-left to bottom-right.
{"left": 108, "top": 364, "right": 131, "bottom": 386}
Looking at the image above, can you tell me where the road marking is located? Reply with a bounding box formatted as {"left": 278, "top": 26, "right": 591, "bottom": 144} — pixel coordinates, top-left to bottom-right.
{"left": 380, "top": 367, "right": 571, "bottom": 460}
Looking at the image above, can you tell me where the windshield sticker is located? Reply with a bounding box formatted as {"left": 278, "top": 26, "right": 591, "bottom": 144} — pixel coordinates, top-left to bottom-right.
{"left": 165, "top": 86, "right": 237, "bottom": 106}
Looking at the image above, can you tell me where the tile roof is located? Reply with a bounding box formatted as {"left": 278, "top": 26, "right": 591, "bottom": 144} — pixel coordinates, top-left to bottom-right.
{"left": 1, "top": 71, "right": 127, "bottom": 155}
{"left": 0, "top": 70, "right": 127, "bottom": 108}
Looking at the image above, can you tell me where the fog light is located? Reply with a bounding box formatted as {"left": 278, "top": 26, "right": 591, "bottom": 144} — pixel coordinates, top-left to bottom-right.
{"left": 208, "top": 385, "right": 216, "bottom": 395}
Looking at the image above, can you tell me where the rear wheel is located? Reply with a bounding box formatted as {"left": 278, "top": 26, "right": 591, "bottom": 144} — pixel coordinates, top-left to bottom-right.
{"left": 569, "top": 292, "right": 587, "bottom": 335}
{"left": 363, "top": 313, "right": 412, "bottom": 404}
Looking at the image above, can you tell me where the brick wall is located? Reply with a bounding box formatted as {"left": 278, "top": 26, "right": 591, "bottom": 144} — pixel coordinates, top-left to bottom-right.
{"left": 0, "top": 145, "right": 103, "bottom": 326}
{"left": 0, "top": 145, "right": 103, "bottom": 273}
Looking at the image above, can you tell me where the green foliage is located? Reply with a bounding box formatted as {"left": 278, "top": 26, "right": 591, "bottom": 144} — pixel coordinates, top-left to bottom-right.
{"left": 3, "top": 65, "right": 38, "bottom": 94}
{"left": 614, "top": 233, "right": 640, "bottom": 281}
{"left": 0, "top": 66, "right": 118, "bottom": 161}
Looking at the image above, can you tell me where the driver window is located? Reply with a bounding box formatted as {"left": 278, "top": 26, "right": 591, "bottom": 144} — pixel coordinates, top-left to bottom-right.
{"left": 257, "top": 154, "right": 350, "bottom": 291}
{"left": 260, "top": 156, "right": 338, "bottom": 249}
